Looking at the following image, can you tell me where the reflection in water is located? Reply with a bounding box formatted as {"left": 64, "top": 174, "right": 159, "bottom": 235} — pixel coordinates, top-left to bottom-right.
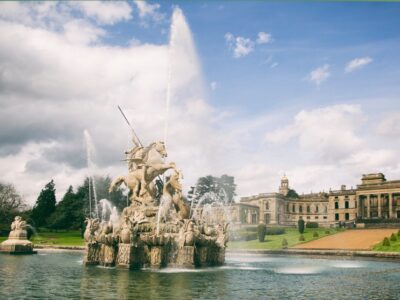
{"left": 1, "top": 251, "right": 400, "bottom": 299}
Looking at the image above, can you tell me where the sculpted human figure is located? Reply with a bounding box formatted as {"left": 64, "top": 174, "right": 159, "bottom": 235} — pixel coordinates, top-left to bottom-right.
{"left": 84, "top": 218, "right": 100, "bottom": 244}
{"left": 9, "top": 216, "right": 28, "bottom": 239}
{"left": 163, "top": 170, "right": 190, "bottom": 220}
{"left": 110, "top": 140, "right": 177, "bottom": 205}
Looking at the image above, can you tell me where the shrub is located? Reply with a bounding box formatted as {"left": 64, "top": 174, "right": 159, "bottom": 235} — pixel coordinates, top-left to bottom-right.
{"left": 313, "top": 232, "right": 319, "bottom": 238}
{"left": 282, "top": 238, "right": 288, "bottom": 249}
{"left": 257, "top": 223, "right": 267, "bottom": 242}
{"left": 266, "top": 227, "right": 285, "bottom": 235}
{"left": 390, "top": 233, "right": 397, "bottom": 242}
{"left": 325, "top": 230, "right": 330, "bottom": 234}
{"left": 383, "top": 237, "right": 391, "bottom": 246}
{"left": 245, "top": 227, "right": 258, "bottom": 232}
{"left": 298, "top": 218, "right": 305, "bottom": 234}
{"left": 306, "top": 222, "right": 319, "bottom": 228}
{"left": 299, "top": 234, "right": 305, "bottom": 241}
{"left": 397, "top": 230, "right": 400, "bottom": 237}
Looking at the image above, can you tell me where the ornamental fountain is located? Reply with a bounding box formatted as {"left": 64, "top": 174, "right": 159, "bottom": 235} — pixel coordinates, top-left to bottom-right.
{"left": 83, "top": 139, "right": 229, "bottom": 269}
{"left": 0, "top": 216, "right": 36, "bottom": 254}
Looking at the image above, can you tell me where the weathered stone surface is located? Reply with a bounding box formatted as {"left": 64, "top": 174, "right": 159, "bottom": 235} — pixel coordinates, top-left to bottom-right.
{"left": 0, "top": 216, "right": 36, "bottom": 255}
{"left": 83, "top": 139, "right": 228, "bottom": 269}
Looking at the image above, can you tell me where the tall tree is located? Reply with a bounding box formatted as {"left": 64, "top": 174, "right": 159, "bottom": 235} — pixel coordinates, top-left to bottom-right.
{"left": 31, "top": 180, "right": 56, "bottom": 227}
{"left": 190, "top": 175, "right": 236, "bottom": 205}
{"left": 0, "top": 182, "right": 25, "bottom": 232}
{"left": 48, "top": 186, "right": 81, "bottom": 230}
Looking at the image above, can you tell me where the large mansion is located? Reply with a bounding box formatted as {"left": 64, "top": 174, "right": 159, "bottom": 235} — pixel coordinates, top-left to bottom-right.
{"left": 232, "top": 173, "right": 400, "bottom": 227}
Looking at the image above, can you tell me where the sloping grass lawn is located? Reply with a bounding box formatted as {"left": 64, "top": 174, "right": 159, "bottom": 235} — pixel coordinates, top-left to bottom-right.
{"left": 373, "top": 232, "right": 400, "bottom": 252}
{"left": 228, "top": 227, "right": 340, "bottom": 250}
{"left": 32, "top": 230, "right": 84, "bottom": 246}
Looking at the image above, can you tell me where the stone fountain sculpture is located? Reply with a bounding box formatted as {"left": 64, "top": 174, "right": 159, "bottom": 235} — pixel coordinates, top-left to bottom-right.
{"left": 83, "top": 139, "right": 228, "bottom": 268}
{"left": 0, "top": 216, "right": 36, "bottom": 254}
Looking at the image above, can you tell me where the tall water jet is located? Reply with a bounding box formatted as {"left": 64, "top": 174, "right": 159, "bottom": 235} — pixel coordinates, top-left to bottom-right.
{"left": 163, "top": 7, "right": 204, "bottom": 147}
{"left": 84, "top": 130, "right": 99, "bottom": 218}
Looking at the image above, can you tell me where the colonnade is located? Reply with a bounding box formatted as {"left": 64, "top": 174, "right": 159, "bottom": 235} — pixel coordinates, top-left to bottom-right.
{"left": 358, "top": 193, "right": 397, "bottom": 219}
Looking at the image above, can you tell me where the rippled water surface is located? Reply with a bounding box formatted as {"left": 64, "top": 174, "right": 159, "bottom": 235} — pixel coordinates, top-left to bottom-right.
{"left": 1, "top": 251, "right": 399, "bottom": 299}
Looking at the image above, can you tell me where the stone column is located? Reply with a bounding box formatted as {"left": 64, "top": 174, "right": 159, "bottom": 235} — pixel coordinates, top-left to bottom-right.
{"left": 378, "top": 194, "right": 382, "bottom": 218}
{"left": 357, "top": 196, "right": 362, "bottom": 218}
{"left": 367, "top": 194, "right": 371, "bottom": 219}
{"left": 389, "top": 193, "right": 393, "bottom": 219}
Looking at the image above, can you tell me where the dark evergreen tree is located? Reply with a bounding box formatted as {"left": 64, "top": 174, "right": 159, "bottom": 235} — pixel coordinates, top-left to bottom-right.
{"left": 298, "top": 217, "right": 305, "bottom": 234}
{"left": 190, "top": 175, "right": 236, "bottom": 205}
{"left": 31, "top": 180, "right": 57, "bottom": 227}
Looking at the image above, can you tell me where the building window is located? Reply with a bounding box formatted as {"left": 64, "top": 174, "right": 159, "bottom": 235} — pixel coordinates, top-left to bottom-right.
{"left": 335, "top": 202, "right": 339, "bottom": 209}
{"left": 355, "top": 201, "right": 357, "bottom": 208}
{"left": 345, "top": 201, "right": 349, "bottom": 209}
{"left": 307, "top": 205, "right": 310, "bottom": 213}
{"left": 345, "top": 213, "right": 350, "bottom": 221}
{"left": 316, "top": 205, "right": 319, "bottom": 213}
{"left": 292, "top": 204, "right": 295, "bottom": 213}
{"left": 335, "top": 213, "right": 339, "bottom": 221}
{"left": 265, "top": 201, "right": 269, "bottom": 210}
{"left": 307, "top": 216, "right": 310, "bottom": 219}
{"left": 251, "top": 213, "right": 257, "bottom": 224}
{"left": 286, "top": 204, "right": 289, "bottom": 213}
{"left": 299, "top": 205, "right": 303, "bottom": 213}
{"left": 323, "top": 216, "right": 327, "bottom": 219}
{"left": 315, "top": 216, "right": 319, "bottom": 219}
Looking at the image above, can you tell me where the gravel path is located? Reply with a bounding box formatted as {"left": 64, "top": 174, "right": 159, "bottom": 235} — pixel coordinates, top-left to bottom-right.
{"left": 293, "top": 229, "right": 398, "bottom": 250}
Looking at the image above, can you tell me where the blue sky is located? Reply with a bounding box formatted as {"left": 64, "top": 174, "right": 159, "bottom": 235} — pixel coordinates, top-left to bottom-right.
{"left": 0, "top": 1, "right": 399, "bottom": 203}
{"left": 106, "top": 2, "right": 400, "bottom": 114}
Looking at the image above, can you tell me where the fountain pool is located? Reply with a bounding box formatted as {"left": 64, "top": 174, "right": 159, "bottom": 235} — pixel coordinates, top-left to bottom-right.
{"left": 1, "top": 251, "right": 399, "bottom": 299}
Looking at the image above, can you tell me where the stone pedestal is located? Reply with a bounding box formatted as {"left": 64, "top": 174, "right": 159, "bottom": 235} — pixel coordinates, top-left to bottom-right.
{"left": 0, "top": 238, "right": 36, "bottom": 254}
{"left": 84, "top": 243, "right": 101, "bottom": 265}
{"left": 116, "top": 243, "right": 145, "bottom": 269}
{"left": 150, "top": 246, "right": 166, "bottom": 268}
{"left": 176, "top": 246, "right": 195, "bottom": 268}
{"left": 0, "top": 225, "right": 36, "bottom": 255}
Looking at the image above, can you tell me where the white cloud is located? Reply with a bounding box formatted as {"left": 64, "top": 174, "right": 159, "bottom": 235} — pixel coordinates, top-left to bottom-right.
{"left": 307, "top": 64, "right": 330, "bottom": 86}
{"left": 345, "top": 56, "right": 372, "bottom": 73}
{"left": 134, "top": 1, "right": 165, "bottom": 25}
{"left": 74, "top": 1, "right": 132, "bottom": 25}
{"left": 256, "top": 32, "right": 272, "bottom": 44}
{"left": 224, "top": 32, "right": 234, "bottom": 42}
{"left": 266, "top": 104, "right": 364, "bottom": 161}
{"left": 210, "top": 81, "right": 217, "bottom": 91}
{"left": 376, "top": 112, "right": 400, "bottom": 137}
{"left": 63, "top": 19, "right": 106, "bottom": 45}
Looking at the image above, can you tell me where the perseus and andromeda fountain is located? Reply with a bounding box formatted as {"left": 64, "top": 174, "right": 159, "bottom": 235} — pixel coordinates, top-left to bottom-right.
{"left": 83, "top": 127, "right": 229, "bottom": 269}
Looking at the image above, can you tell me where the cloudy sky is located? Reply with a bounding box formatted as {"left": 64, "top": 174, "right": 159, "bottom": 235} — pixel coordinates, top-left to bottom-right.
{"left": 0, "top": 1, "right": 399, "bottom": 205}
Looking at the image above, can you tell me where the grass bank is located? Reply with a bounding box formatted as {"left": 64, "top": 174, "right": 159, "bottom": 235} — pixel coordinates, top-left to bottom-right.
{"left": 32, "top": 230, "right": 84, "bottom": 246}
{"left": 373, "top": 231, "right": 400, "bottom": 252}
{"left": 228, "top": 227, "right": 340, "bottom": 250}
{"left": 1, "top": 230, "right": 84, "bottom": 247}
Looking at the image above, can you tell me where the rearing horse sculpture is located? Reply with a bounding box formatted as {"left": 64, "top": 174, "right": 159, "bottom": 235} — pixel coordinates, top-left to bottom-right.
{"left": 109, "top": 141, "right": 177, "bottom": 205}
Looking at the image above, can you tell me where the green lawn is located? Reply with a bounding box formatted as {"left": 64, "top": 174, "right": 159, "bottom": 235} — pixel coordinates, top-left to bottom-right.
{"left": 31, "top": 230, "right": 84, "bottom": 246}
{"left": 228, "top": 227, "right": 341, "bottom": 250}
{"left": 0, "top": 230, "right": 84, "bottom": 247}
{"left": 373, "top": 233, "right": 400, "bottom": 252}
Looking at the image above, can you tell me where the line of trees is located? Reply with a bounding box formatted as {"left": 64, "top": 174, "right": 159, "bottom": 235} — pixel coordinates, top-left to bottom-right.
{"left": 0, "top": 176, "right": 127, "bottom": 235}
{"left": 1, "top": 173, "right": 237, "bottom": 235}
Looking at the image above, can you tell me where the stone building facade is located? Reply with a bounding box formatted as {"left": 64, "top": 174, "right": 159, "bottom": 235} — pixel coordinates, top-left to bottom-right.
{"left": 239, "top": 173, "right": 400, "bottom": 227}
